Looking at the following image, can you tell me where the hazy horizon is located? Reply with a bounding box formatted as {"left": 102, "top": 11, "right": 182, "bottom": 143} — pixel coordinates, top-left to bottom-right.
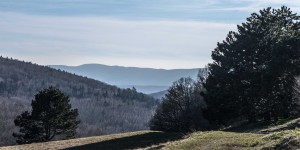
{"left": 50, "top": 63, "right": 202, "bottom": 70}
{"left": 1, "top": 0, "right": 299, "bottom": 69}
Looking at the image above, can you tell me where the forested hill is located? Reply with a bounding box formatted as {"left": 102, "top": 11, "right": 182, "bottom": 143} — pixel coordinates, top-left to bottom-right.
{"left": 0, "top": 57, "right": 159, "bottom": 146}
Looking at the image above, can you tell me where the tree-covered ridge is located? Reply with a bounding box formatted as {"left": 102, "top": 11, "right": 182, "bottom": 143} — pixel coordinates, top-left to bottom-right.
{"left": 0, "top": 56, "right": 159, "bottom": 146}
{"left": 0, "top": 57, "right": 158, "bottom": 105}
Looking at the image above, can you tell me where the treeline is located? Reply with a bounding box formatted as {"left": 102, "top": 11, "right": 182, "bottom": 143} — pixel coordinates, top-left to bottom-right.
{"left": 151, "top": 6, "right": 300, "bottom": 132}
{"left": 0, "top": 57, "right": 158, "bottom": 146}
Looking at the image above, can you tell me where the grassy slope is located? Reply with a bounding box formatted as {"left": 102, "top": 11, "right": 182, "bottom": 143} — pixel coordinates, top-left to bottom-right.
{"left": 1, "top": 119, "right": 300, "bottom": 150}
{"left": 165, "top": 129, "right": 300, "bottom": 150}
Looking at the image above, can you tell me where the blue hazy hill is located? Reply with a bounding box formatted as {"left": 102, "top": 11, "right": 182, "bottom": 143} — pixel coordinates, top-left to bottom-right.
{"left": 50, "top": 64, "right": 202, "bottom": 94}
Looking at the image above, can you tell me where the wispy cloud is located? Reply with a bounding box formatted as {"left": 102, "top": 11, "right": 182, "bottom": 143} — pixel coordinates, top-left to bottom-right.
{"left": 2, "top": 0, "right": 293, "bottom": 22}
{"left": 1, "top": 0, "right": 299, "bottom": 68}
{"left": 214, "top": 0, "right": 300, "bottom": 12}
{"left": 0, "top": 12, "right": 235, "bottom": 69}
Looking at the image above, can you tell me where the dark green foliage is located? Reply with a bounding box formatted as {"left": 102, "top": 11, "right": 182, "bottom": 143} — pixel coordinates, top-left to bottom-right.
{"left": 150, "top": 76, "right": 208, "bottom": 132}
{"left": 13, "top": 87, "right": 80, "bottom": 144}
{"left": 203, "top": 6, "right": 300, "bottom": 126}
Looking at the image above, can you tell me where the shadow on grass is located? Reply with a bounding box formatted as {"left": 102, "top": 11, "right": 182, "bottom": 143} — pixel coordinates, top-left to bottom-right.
{"left": 224, "top": 121, "right": 270, "bottom": 133}
{"left": 63, "top": 132, "right": 184, "bottom": 150}
{"left": 224, "top": 118, "right": 297, "bottom": 133}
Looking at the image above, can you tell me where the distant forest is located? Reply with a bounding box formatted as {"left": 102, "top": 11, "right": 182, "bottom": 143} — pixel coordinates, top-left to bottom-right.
{"left": 0, "top": 56, "right": 159, "bottom": 146}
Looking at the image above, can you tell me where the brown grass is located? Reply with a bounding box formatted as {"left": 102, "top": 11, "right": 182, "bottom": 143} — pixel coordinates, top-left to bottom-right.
{"left": 0, "top": 131, "right": 151, "bottom": 150}
{"left": 1, "top": 118, "right": 300, "bottom": 150}
{"left": 0, "top": 131, "right": 184, "bottom": 150}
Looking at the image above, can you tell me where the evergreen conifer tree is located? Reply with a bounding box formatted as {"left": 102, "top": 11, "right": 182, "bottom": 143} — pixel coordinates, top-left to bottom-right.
{"left": 203, "top": 6, "right": 300, "bottom": 125}
{"left": 13, "top": 86, "right": 80, "bottom": 144}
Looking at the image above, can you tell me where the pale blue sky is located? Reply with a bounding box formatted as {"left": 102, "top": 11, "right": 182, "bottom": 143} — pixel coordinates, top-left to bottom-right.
{"left": 0, "top": 0, "right": 299, "bottom": 69}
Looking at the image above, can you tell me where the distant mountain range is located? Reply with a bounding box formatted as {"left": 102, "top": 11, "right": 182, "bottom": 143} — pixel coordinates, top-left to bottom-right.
{"left": 50, "top": 64, "right": 203, "bottom": 94}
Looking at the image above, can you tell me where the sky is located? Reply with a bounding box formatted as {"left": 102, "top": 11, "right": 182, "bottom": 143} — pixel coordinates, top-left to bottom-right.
{"left": 1, "top": 0, "right": 300, "bottom": 69}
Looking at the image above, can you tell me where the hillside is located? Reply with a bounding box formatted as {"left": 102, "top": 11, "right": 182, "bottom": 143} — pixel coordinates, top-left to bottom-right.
{"left": 0, "top": 57, "right": 159, "bottom": 146}
{"left": 50, "top": 64, "right": 203, "bottom": 93}
{"left": 149, "top": 90, "right": 168, "bottom": 100}
{"left": 2, "top": 118, "right": 300, "bottom": 150}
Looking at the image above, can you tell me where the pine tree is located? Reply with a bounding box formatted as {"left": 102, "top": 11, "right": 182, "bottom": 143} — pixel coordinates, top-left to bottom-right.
{"left": 203, "top": 6, "right": 300, "bottom": 125}
{"left": 13, "top": 86, "right": 80, "bottom": 144}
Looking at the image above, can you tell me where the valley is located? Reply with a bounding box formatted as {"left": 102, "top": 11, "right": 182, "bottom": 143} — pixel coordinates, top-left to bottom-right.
{"left": 0, "top": 57, "right": 158, "bottom": 146}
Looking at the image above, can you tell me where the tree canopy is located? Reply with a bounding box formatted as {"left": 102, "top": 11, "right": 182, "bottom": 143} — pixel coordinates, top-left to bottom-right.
{"left": 150, "top": 75, "right": 208, "bottom": 132}
{"left": 13, "top": 87, "right": 80, "bottom": 144}
{"left": 203, "top": 6, "right": 300, "bottom": 125}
